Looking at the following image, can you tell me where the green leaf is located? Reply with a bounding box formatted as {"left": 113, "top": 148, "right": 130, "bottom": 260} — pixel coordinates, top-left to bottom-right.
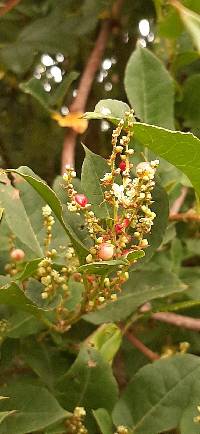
{"left": 78, "top": 259, "right": 128, "bottom": 276}
{"left": 124, "top": 47, "right": 174, "bottom": 129}
{"left": 171, "top": 0, "right": 200, "bottom": 53}
{"left": 179, "top": 73, "right": 200, "bottom": 130}
{"left": 65, "top": 279, "right": 84, "bottom": 311}
{"left": 20, "top": 72, "right": 79, "bottom": 111}
{"left": 84, "top": 269, "right": 186, "bottom": 324}
{"left": 87, "top": 99, "right": 130, "bottom": 120}
{"left": 0, "top": 382, "right": 69, "bottom": 434}
{"left": 87, "top": 323, "right": 122, "bottom": 363}
{"left": 112, "top": 354, "right": 200, "bottom": 434}
{"left": 0, "top": 282, "right": 42, "bottom": 316}
{"left": 57, "top": 347, "right": 118, "bottom": 412}
{"left": 8, "top": 312, "right": 43, "bottom": 338}
{"left": 86, "top": 103, "right": 200, "bottom": 197}
{"left": 81, "top": 145, "right": 112, "bottom": 219}
{"left": 8, "top": 167, "right": 89, "bottom": 262}
{"left": 16, "top": 258, "right": 42, "bottom": 282}
{"left": 93, "top": 408, "right": 114, "bottom": 434}
{"left": 0, "top": 182, "right": 42, "bottom": 257}
{"left": 0, "top": 410, "right": 16, "bottom": 424}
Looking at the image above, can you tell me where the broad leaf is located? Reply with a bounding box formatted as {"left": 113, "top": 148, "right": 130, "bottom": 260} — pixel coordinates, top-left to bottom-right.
{"left": 84, "top": 269, "right": 186, "bottom": 324}
{"left": 0, "top": 382, "right": 69, "bottom": 434}
{"left": 57, "top": 347, "right": 118, "bottom": 412}
{"left": 171, "top": 0, "right": 200, "bottom": 53}
{"left": 86, "top": 101, "right": 200, "bottom": 197}
{"left": 124, "top": 47, "right": 174, "bottom": 129}
{"left": 112, "top": 354, "right": 200, "bottom": 434}
{"left": 0, "top": 282, "right": 42, "bottom": 316}
{"left": 8, "top": 167, "right": 89, "bottom": 261}
{"left": 81, "top": 145, "right": 112, "bottom": 218}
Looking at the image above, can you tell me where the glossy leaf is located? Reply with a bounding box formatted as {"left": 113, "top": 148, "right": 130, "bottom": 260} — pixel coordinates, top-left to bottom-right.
{"left": 93, "top": 408, "right": 114, "bottom": 434}
{"left": 124, "top": 47, "right": 175, "bottom": 129}
{"left": 84, "top": 269, "right": 186, "bottom": 324}
{"left": 112, "top": 354, "right": 200, "bottom": 434}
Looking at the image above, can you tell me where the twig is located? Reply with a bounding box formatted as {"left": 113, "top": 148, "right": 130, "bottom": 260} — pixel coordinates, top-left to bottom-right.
{"left": 124, "top": 330, "right": 160, "bottom": 362}
{"left": 169, "top": 211, "right": 200, "bottom": 223}
{"left": 0, "top": 0, "right": 21, "bottom": 17}
{"left": 152, "top": 311, "right": 200, "bottom": 331}
{"left": 170, "top": 186, "right": 188, "bottom": 216}
{"left": 61, "top": 0, "right": 125, "bottom": 173}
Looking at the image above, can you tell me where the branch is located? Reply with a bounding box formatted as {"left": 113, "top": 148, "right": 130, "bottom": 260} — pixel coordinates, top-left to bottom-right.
{"left": 61, "top": 0, "right": 125, "bottom": 173}
{"left": 0, "top": 0, "right": 21, "bottom": 17}
{"left": 152, "top": 311, "right": 200, "bottom": 331}
{"left": 170, "top": 186, "right": 188, "bottom": 216}
{"left": 169, "top": 210, "right": 200, "bottom": 222}
{"left": 124, "top": 330, "right": 160, "bottom": 362}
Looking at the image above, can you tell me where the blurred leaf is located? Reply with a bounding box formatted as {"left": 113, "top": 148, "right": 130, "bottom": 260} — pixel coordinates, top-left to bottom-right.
{"left": 8, "top": 312, "right": 43, "bottom": 339}
{"left": 124, "top": 47, "right": 175, "bottom": 129}
{"left": 50, "top": 71, "right": 79, "bottom": 108}
{"left": 20, "top": 78, "right": 51, "bottom": 112}
{"left": 112, "top": 354, "right": 200, "bottom": 434}
{"left": 65, "top": 279, "right": 84, "bottom": 311}
{"left": 52, "top": 111, "right": 88, "bottom": 133}
{"left": 0, "top": 282, "right": 42, "bottom": 316}
{"left": 171, "top": 0, "right": 200, "bottom": 52}
{"left": 57, "top": 347, "right": 118, "bottom": 412}
{"left": 179, "top": 74, "right": 200, "bottom": 129}
{"left": 0, "top": 382, "right": 69, "bottom": 434}
{"left": 84, "top": 269, "right": 185, "bottom": 324}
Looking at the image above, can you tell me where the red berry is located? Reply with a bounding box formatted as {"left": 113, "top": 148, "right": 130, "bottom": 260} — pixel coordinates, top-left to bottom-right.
{"left": 10, "top": 248, "right": 25, "bottom": 262}
{"left": 75, "top": 193, "right": 88, "bottom": 207}
{"left": 123, "top": 218, "right": 130, "bottom": 228}
{"left": 119, "top": 161, "right": 126, "bottom": 171}
{"left": 99, "top": 243, "right": 114, "bottom": 260}
{"left": 115, "top": 223, "right": 123, "bottom": 234}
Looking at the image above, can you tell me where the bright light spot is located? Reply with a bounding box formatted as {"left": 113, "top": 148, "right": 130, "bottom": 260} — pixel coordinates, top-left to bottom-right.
{"left": 111, "top": 56, "right": 117, "bottom": 65}
{"left": 44, "top": 82, "right": 51, "bottom": 92}
{"left": 100, "top": 107, "right": 111, "bottom": 116}
{"left": 102, "top": 58, "right": 112, "bottom": 70}
{"left": 147, "top": 32, "right": 154, "bottom": 42}
{"left": 56, "top": 53, "right": 64, "bottom": 62}
{"left": 34, "top": 72, "right": 41, "bottom": 80}
{"left": 104, "top": 82, "right": 112, "bottom": 91}
{"left": 50, "top": 65, "right": 62, "bottom": 83}
{"left": 97, "top": 71, "right": 104, "bottom": 83}
{"left": 41, "top": 54, "right": 54, "bottom": 67}
{"left": 101, "top": 120, "right": 110, "bottom": 131}
{"left": 61, "top": 106, "right": 69, "bottom": 115}
{"left": 139, "top": 19, "right": 150, "bottom": 37}
{"left": 137, "top": 38, "right": 147, "bottom": 48}
{"left": 73, "top": 89, "right": 77, "bottom": 97}
{"left": 123, "top": 32, "right": 129, "bottom": 43}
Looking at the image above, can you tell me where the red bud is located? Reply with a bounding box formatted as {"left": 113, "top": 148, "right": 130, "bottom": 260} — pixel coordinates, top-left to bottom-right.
{"left": 75, "top": 193, "right": 88, "bottom": 207}
{"left": 119, "top": 161, "right": 126, "bottom": 171}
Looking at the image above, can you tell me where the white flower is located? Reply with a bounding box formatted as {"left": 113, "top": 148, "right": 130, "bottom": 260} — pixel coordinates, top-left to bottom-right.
{"left": 101, "top": 172, "right": 112, "bottom": 183}
{"left": 112, "top": 183, "right": 125, "bottom": 201}
{"left": 42, "top": 205, "right": 52, "bottom": 217}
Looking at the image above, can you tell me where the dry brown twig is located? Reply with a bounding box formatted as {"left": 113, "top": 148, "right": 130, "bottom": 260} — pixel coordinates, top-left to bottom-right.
{"left": 152, "top": 311, "right": 200, "bottom": 331}
{"left": 61, "top": 0, "right": 125, "bottom": 173}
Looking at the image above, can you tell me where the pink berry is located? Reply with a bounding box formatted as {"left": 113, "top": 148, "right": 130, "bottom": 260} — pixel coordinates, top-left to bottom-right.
{"left": 119, "top": 161, "right": 126, "bottom": 171}
{"left": 10, "top": 248, "right": 25, "bottom": 262}
{"left": 115, "top": 223, "right": 123, "bottom": 234}
{"left": 123, "top": 218, "right": 130, "bottom": 228}
{"left": 75, "top": 193, "right": 88, "bottom": 207}
{"left": 98, "top": 243, "right": 114, "bottom": 260}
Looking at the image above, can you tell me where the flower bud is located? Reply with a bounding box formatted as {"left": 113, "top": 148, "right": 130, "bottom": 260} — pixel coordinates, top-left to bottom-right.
{"left": 75, "top": 193, "right": 88, "bottom": 207}
{"left": 10, "top": 248, "right": 25, "bottom": 262}
{"left": 119, "top": 161, "right": 126, "bottom": 171}
{"left": 98, "top": 243, "right": 114, "bottom": 260}
{"left": 115, "top": 223, "right": 123, "bottom": 234}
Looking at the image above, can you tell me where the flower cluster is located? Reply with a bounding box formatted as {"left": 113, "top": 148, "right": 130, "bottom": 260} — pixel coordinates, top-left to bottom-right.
{"left": 37, "top": 256, "right": 68, "bottom": 300}
{"left": 65, "top": 407, "right": 88, "bottom": 434}
{"left": 115, "top": 426, "right": 130, "bottom": 434}
{"left": 62, "top": 111, "right": 159, "bottom": 311}
{"left": 42, "top": 205, "right": 55, "bottom": 251}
